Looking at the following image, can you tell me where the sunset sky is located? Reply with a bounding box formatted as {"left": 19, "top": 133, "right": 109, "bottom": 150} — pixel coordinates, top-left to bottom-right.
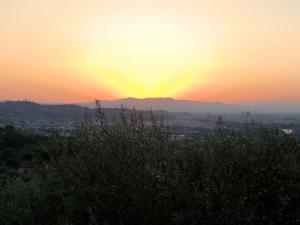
{"left": 0, "top": 0, "right": 299, "bottom": 103}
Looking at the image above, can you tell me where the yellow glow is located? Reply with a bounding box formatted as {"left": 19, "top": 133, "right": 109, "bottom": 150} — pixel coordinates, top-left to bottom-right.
{"left": 0, "top": 0, "right": 299, "bottom": 102}
{"left": 75, "top": 15, "right": 215, "bottom": 98}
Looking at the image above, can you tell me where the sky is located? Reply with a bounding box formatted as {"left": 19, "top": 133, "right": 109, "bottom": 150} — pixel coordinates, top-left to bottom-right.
{"left": 0, "top": 0, "right": 299, "bottom": 103}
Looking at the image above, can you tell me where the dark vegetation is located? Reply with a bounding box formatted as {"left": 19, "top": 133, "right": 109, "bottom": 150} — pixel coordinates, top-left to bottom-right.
{"left": 0, "top": 108, "right": 300, "bottom": 225}
{"left": 0, "top": 125, "right": 50, "bottom": 175}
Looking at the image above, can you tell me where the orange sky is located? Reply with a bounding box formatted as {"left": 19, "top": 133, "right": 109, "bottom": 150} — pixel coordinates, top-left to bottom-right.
{"left": 0, "top": 0, "right": 299, "bottom": 103}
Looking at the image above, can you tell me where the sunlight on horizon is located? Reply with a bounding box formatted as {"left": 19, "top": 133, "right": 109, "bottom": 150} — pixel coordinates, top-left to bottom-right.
{"left": 76, "top": 14, "right": 217, "bottom": 98}
{"left": 0, "top": 0, "right": 299, "bottom": 102}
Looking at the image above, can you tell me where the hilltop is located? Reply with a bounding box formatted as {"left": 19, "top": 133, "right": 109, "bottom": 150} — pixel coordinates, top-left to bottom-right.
{"left": 81, "top": 97, "right": 300, "bottom": 114}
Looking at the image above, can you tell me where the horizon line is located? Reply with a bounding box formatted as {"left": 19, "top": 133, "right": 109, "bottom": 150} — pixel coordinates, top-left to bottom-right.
{"left": 1, "top": 98, "right": 300, "bottom": 105}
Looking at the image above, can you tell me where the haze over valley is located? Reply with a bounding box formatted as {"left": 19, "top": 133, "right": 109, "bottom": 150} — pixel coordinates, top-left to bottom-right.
{"left": 1, "top": 100, "right": 300, "bottom": 137}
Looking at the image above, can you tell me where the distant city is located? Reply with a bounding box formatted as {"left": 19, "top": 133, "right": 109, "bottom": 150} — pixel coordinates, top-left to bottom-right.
{"left": 1, "top": 100, "right": 299, "bottom": 137}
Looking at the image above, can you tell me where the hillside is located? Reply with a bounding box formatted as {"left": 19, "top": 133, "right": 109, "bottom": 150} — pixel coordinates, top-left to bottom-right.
{"left": 82, "top": 98, "right": 300, "bottom": 114}
{"left": 0, "top": 101, "right": 172, "bottom": 125}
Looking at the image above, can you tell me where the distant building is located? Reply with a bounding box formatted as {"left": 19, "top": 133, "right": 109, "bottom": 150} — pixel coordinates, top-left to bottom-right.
{"left": 172, "top": 134, "right": 185, "bottom": 140}
{"left": 282, "top": 129, "right": 294, "bottom": 135}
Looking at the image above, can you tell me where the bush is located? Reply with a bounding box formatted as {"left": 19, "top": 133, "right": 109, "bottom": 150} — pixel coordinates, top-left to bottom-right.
{"left": 0, "top": 110, "right": 299, "bottom": 225}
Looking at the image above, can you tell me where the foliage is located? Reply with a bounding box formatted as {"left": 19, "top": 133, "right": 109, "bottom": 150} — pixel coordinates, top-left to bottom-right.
{"left": 0, "top": 110, "right": 299, "bottom": 225}
{"left": 0, "top": 125, "right": 50, "bottom": 171}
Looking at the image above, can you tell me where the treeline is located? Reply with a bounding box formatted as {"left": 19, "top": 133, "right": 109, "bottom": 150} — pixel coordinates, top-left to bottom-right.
{"left": 0, "top": 125, "right": 50, "bottom": 173}
{"left": 0, "top": 110, "right": 300, "bottom": 225}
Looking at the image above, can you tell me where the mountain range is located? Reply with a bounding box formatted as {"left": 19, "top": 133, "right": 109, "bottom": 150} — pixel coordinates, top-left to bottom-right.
{"left": 81, "top": 98, "right": 300, "bottom": 114}
{"left": 1, "top": 100, "right": 300, "bottom": 131}
{"left": 0, "top": 100, "right": 169, "bottom": 123}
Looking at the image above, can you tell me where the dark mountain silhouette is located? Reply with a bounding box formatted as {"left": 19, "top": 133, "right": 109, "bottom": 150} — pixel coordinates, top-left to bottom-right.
{"left": 0, "top": 101, "right": 89, "bottom": 122}
{"left": 81, "top": 97, "right": 237, "bottom": 113}
{"left": 0, "top": 101, "right": 173, "bottom": 123}
{"left": 81, "top": 98, "right": 300, "bottom": 114}
{"left": 1, "top": 101, "right": 300, "bottom": 130}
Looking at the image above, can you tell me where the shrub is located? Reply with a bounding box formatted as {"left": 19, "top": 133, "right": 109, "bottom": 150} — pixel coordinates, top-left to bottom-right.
{"left": 0, "top": 110, "right": 299, "bottom": 225}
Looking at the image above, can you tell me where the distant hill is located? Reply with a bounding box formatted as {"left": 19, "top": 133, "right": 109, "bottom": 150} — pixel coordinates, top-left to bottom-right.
{"left": 81, "top": 98, "right": 300, "bottom": 114}
{"left": 0, "top": 101, "right": 90, "bottom": 122}
{"left": 1, "top": 101, "right": 300, "bottom": 131}
{"left": 0, "top": 101, "right": 220, "bottom": 129}
{"left": 0, "top": 101, "right": 173, "bottom": 124}
{"left": 82, "top": 98, "right": 237, "bottom": 113}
